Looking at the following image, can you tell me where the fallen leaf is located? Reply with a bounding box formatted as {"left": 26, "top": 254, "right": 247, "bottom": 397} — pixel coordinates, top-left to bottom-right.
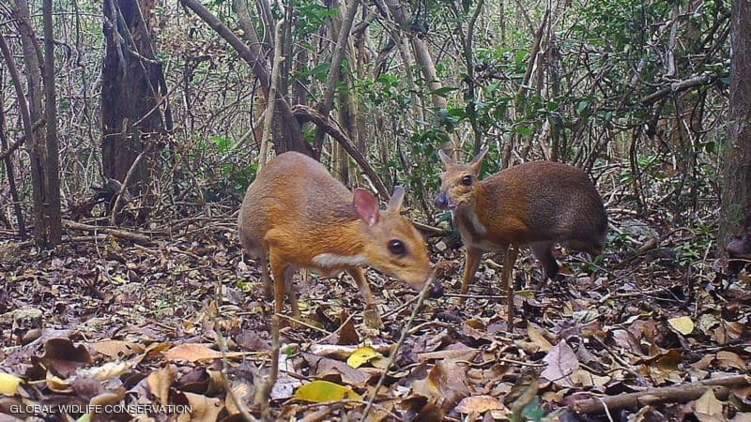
{"left": 177, "top": 392, "right": 224, "bottom": 422}
{"left": 77, "top": 360, "right": 133, "bottom": 381}
{"left": 147, "top": 365, "right": 177, "bottom": 405}
{"left": 668, "top": 316, "right": 695, "bottom": 335}
{"left": 293, "top": 380, "right": 362, "bottom": 403}
{"left": 411, "top": 360, "right": 471, "bottom": 416}
{"left": 527, "top": 323, "right": 553, "bottom": 352}
{"left": 455, "top": 395, "right": 506, "bottom": 414}
{"left": 694, "top": 389, "right": 724, "bottom": 422}
{"left": 347, "top": 346, "right": 383, "bottom": 368}
{"left": 89, "top": 340, "right": 144, "bottom": 359}
{"left": 163, "top": 343, "right": 246, "bottom": 362}
{"left": 235, "top": 331, "right": 271, "bottom": 352}
{"left": 303, "top": 353, "right": 372, "bottom": 387}
{"left": 225, "top": 380, "right": 254, "bottom": 416}
{"left": 42, "top": 338, "right": 92, "bottom": 378}
{"left": 271, "top": 347, "right": 302, "bottom": 400}
{"left": 308, "top": 344, "right": 391, "bottom": 360}
{"left": 541, "top": 341, "right": 579, "bottom": 387}
{"left": 0, "top": 373, "right": 22, "bottom": 396}
{"left": 46, "top": 372, "right": 72, "bottom": 393}
{"left": 715, "top": 351, "right": 747, "bottom": 371}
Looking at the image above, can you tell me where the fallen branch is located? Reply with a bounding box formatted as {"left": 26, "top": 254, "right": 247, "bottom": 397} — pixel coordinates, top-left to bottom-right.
{"left": 63, "top": 219, "right": 152, "bottom": 245}
{"left": 570, "top": 375, "right": 751, "bottom": 414}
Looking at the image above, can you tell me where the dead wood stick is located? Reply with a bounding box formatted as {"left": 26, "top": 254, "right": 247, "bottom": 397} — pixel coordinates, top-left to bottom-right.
{"left": 570, "top": 375, "right": 751, "bottom": 414}
{"left": 413, "top": 221, "right": 449, "bottom": 236}
{"left": 63, "top": 219, "right": 151, "bottom": 244}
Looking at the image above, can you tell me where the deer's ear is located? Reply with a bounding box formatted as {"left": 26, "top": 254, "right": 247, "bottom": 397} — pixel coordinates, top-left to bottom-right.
{"left": 438, "top": 150, "right": 454, "bottom": 166}
{"left": 353, "top": 188, "right": 380, "bottom": 226}
{"left": 388, "top": 186, "right": 406, "bottom": 212}
{"left": 469, "top": 147, "right": 489, "bottom": 173}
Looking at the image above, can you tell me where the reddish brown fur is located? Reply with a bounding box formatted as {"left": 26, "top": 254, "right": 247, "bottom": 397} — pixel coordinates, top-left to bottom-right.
{"left": 238, "top": 152, "right": 431, "bottom": 327}
{"left": 436, "top": 149, "right": 607, "bottom": 324}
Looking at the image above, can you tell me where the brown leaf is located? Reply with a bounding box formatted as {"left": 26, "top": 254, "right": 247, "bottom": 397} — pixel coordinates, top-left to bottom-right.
{"left": 455, "top": 395, "right": 506, "bottom": 414}
{"left": 42, "top": 338, "right": 92, "bottom": 378}
{"left": 147, "top": 364, "right": 177, "bottom": 406}
{"left": 89, "top": 388, "right": 126, "bottom": 407}
{"left": 177, "top": 392, "right": 224, "bottom": 422}
{"left": 541, "top": 341, "right": 579, "bottom": 387}
{"left": 411, "top": 360, "right": 471, "bottom": 416}
{"left": 527, "top": 323, "right": 554, "bottom": 353}
{"left": 715, "top": 351, "right": 747, "bottom": 371}
{"left": 89, "top": 340, "right": 144, "bottom": 359}
{"left": 175, "top": 367, "right": 210, "bottom": 394}
{"left": 225, "top": 380, "right": 254, "bottom": 417}
{"left": 302, "top": 353, "right": 373, "bottom": 388}
{"left": 163, "top": 343, "right": 246, "bottom": 362}
{"left": 418, "top": 344, "right": 478, "bottom": 362}
{"left": 235, "top": 331, "right": 270, "bottom": 352}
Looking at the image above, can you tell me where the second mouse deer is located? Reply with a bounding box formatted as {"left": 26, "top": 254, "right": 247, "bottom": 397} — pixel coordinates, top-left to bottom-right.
{"left": 435, "top": 148, "right": 607, "bottom": 326}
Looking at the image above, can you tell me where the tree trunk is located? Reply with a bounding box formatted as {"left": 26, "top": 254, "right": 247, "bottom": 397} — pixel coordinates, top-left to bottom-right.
{"left": 42, "top": 0, "right": 62, "bottom": 244}
{"left": 719, "top": 0, "right": 751, "bottom": 248}
{"left": 12, "top": 0, "right": 50, "bottom": 245}
{"left": 102, "top": 0, "right": 166, "bottom": 198}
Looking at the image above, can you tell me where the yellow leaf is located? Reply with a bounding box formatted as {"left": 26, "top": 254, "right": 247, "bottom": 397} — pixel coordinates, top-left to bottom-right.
{"left": 668, "top": 316, "right": 695, "bottom": 335}
{"left": 346, "top": 346, "right": 383, "bottom": 369}
{"left": 0, "top": 373, "right": 22, "bottom": 396}
{"left": 293, "top": 380, "right": 363, "bottom": 403}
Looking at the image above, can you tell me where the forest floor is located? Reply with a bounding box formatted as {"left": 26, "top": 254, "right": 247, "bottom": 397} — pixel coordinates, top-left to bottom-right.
{"left": 0, "top": 210, "right": 750, "bottom": 421}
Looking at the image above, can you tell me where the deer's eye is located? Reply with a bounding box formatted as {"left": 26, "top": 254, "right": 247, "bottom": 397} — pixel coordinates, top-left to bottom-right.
{"left": 461, "top": 175, "right": 473, "bottom": 186}
{"left": 388, "top": 239, "right": 407, "bottom": 257}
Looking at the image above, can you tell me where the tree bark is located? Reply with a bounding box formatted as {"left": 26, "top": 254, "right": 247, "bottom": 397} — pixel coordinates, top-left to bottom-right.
{"left": 102, "top": 0, "right": 166, "bottom": 201}
{"left": 42, "top": 0, "right": 62, "bottom": 244}
{"left": 720, "top": 0, "right": 751, "bottom": 249}
{"left": 11, "top": 0, "right": 49, "bottom": 245}
{"left": 0, "top": 73, "right": 26, "bottom": 239}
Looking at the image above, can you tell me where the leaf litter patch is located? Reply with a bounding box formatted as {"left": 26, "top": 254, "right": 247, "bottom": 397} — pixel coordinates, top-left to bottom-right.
{"left": 0, "top": 217, "right": 750, "bottom": 420}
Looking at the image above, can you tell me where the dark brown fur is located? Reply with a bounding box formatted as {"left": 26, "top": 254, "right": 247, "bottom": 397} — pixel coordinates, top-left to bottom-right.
{"left": 436, "top": 149, "right": 607, "bottom": 313}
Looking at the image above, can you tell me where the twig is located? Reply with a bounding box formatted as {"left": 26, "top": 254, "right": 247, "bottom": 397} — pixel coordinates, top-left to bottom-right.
{"left": 570, "top": 375, "right": 751, "bottom": 414}
{"left": 359, "top": 274, "right": 434, "bottom": 421}
{"left": 214, "top": 278, "right": 258, "bottom": 422}
{"left": 63, "top": 219, "right": 152, "bottom": 244}
{"left": 255, "top": 312, "right": 282, "bottom": 420}
{"left": 443, "top": 293, "right": 507, "bottom": 300}
{"left": 275, "top": 313, "right": 332, "bottom": 335}
{"left": 110, "top": 146, "right": 150, "bottom": 225}
{"left": 380, "top": 294, "right": 419, "bottom": 319}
